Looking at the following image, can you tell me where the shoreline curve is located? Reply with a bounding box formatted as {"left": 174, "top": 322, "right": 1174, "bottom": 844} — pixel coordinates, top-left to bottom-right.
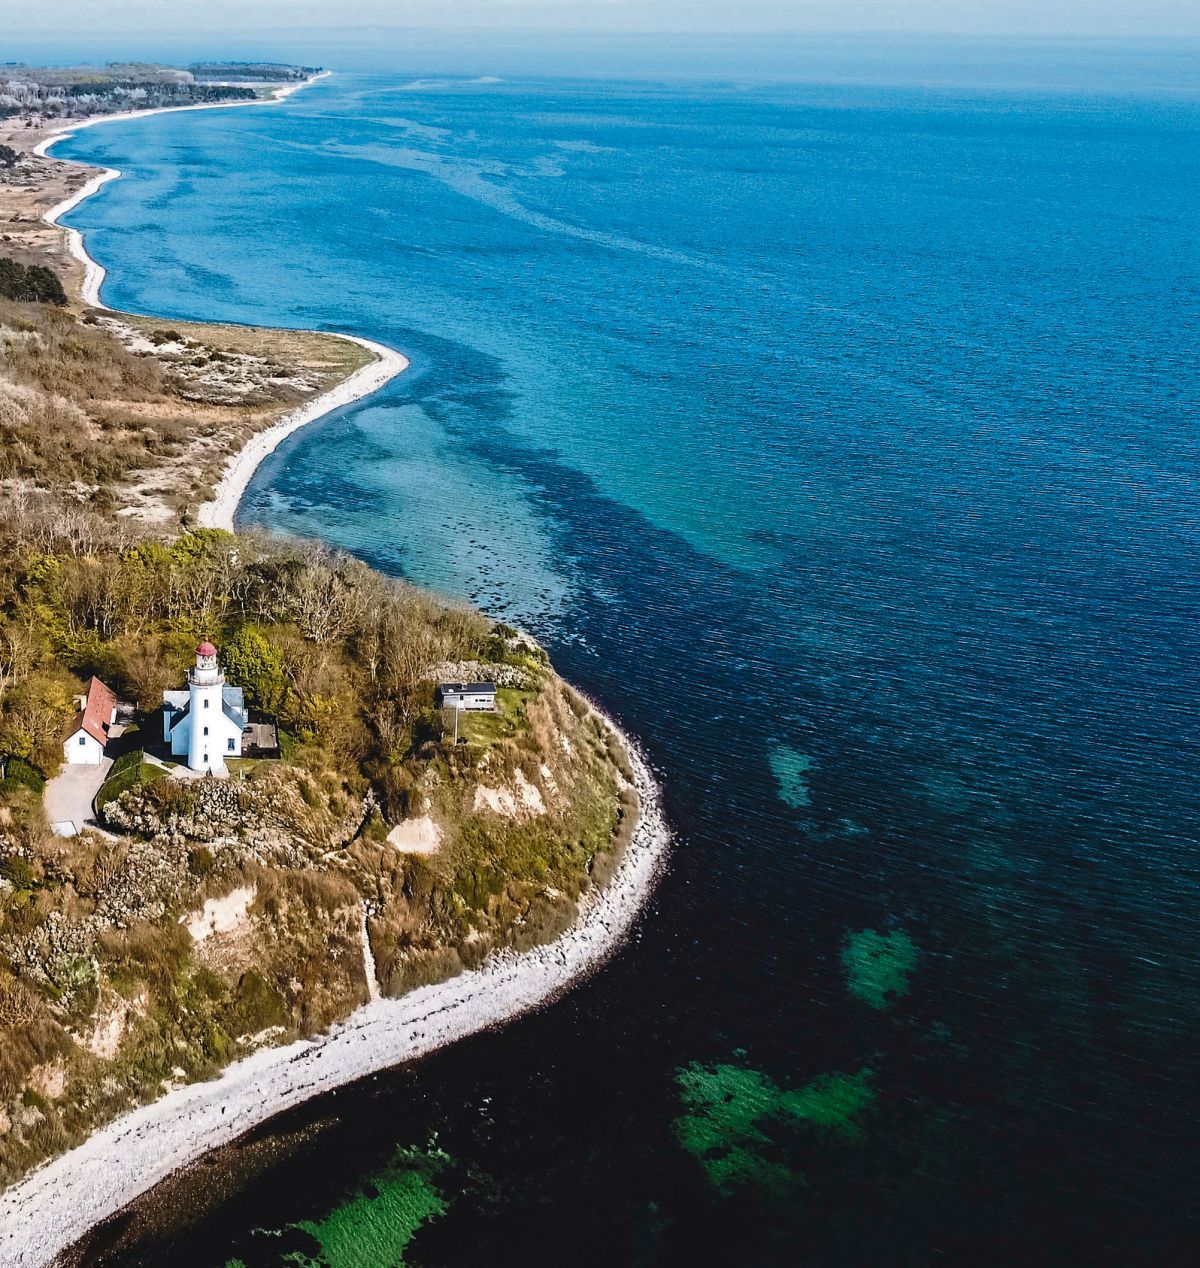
{"left": 194, "top": 333, "right": 410, "bottom": 532}
{"left": 0, "top": 709, "right": 669, "bottom": 1268}
{"left": 4, "top": 78, "right": 673, "bottom": 1267}
{"left": 33, "top": 72, "right": 411, "bottom": 530}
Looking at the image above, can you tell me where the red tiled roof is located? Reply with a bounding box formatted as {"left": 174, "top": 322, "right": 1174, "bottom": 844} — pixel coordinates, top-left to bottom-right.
{"left": 66, "top": 677, "right": 116, "bottom": 747}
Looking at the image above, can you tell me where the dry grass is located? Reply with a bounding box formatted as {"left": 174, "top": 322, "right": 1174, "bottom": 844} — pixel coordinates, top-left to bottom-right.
{"left": 0, "top": 297, "right": 370, "bottom": 523}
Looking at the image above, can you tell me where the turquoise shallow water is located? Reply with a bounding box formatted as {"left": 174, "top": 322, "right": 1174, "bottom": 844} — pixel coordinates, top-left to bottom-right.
{"left": 57, "top": 67, "right": 1200, "bottom": 1266}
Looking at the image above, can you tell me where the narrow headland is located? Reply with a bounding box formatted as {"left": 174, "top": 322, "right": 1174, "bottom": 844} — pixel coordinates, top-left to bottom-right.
{"left": 0, "top": 63, "right": 670, "bottom": 1268}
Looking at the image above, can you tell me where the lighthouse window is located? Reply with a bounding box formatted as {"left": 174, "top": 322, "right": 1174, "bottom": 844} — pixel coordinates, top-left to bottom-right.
{"left": 203, "top": 698, "right": 209, "bottom": 708}
{"left": 203, "top": 726, "right": 209, "bottom": 736}
{"left": 228, "top": 738, "right": 236, "bottom": 751}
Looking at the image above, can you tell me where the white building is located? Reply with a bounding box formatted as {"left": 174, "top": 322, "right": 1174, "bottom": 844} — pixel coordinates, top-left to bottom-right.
{"left": 63, "top": 677, "right": 117, "bottom": 765}
{"left": 163, "top": 642, "right": 246, "bottom": 773}
{"left": 437, "top": 681, "right": 498, "bottom": 711}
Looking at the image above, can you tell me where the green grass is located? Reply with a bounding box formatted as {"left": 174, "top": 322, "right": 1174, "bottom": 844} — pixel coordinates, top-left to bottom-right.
{"left": 226, "top": 757, "right": 269, "bottom": 775}
{"left": 109, "top": 748, "right": 145, "bottom": 778}
{"left": 95, "top": 761, "right": 166, "bottom": 812}
{"left": 449, "top": 688, "right": 533, "bottom": 748}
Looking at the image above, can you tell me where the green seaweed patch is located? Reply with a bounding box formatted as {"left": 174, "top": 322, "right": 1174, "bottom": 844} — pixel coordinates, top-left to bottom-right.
{"left": 283, "top": 1147, "right": 449, "bottom": 1268}
{"left": 675, "top": 1060, "right": 874, "bottom": 1194}
{"left": 769, "top": 745, "right": 813, "bottom": 809}
{"left": 842, "top": 928, "right": 918, "bottom": 1010}
{"left": 781, "top": 1069, "right": 875, "bottom": 1142}
{"left": 919, "top": 770, "right": 972, "bottom": 813}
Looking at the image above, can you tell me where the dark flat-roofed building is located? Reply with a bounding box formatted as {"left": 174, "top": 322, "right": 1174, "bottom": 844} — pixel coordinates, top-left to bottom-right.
{"left": 437, "top": 681, "right": 498, "bottom": 711}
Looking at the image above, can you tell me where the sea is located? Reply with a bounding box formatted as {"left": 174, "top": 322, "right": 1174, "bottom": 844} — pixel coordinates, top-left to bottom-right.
{"left": 54, "top": 52, "right": 1200, "bottom": 1266}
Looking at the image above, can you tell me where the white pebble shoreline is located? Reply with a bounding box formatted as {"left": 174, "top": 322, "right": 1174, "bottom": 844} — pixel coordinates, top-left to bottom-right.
{"left": 0, "top": 714, "right": 670, "bottom": 1268}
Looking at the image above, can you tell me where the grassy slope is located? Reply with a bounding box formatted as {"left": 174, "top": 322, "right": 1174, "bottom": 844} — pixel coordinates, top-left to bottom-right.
{"left": 0, "top": 147, "right": 632, "bottom": 1189}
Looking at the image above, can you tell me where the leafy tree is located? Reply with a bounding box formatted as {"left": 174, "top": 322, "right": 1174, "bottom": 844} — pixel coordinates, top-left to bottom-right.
{"left": 0, "top": 256, "right": 67, "bottom": 305}
{"left": 220, "top": 625, "right": 287, "bottom": 712}
{"left": 0, "top": 145, "right": 20, "bottom": 168}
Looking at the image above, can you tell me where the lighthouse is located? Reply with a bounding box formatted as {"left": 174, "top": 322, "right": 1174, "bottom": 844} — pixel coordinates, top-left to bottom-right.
{"left": 162, "top": 642, "right": 246, "bottom": 773}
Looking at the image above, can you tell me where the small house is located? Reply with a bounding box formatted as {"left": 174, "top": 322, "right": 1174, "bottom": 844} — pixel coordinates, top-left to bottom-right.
{"left": 63, "top": 677, "right": 117, "bottom": 765}
{"left": 437, "top": 681, "right": 497, "bottom": 712}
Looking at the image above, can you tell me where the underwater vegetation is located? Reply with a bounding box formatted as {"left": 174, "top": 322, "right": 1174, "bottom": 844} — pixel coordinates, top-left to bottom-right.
{"left": 675, "top": 1058, "right": 874, "bottom": 1196}
{"left": 842, "top": 928, "right": 918, "bottom": 1010}
{"left": 223, "top": 1147, "right": 449, "bottom": 1268}
{"left": 769, "top": 745, "right": 813, "bottom": 809}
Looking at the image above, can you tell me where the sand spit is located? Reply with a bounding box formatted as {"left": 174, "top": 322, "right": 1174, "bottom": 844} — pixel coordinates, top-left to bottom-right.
{"left": 194, "top": 334, "right": 409, "bottom": 532}
{"left": 32, "top": 72, "right": 410, "bottom": 529}
{"left": 0, "top": 714, "right": 668, "bottom": 1267}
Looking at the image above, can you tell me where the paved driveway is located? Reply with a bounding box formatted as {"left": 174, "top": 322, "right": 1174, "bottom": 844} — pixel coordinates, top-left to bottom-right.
{"left": 44, "top": 756, "right": 113, "bottom": 836}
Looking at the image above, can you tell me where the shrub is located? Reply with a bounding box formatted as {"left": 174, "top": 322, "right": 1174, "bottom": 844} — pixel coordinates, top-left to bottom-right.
{"left": 0, "top": 257, "right": 67, "bottom": 306}
{"left": 228, "top": 969, "right": 288, "bottom": 1036}
{"left": 188, "top": 846, "right": 216, "bottom": 877}
{"left": 362, "top": 809, "right": 389, "bottom": 843}
{"left": 109, "top": 748, "right": 145, "bottom": 778}
{"left": 0, "top": 855, "right": 38, "bottom": 892}
{"left": 1, "top": 758, "right": 45, "bottom": 794}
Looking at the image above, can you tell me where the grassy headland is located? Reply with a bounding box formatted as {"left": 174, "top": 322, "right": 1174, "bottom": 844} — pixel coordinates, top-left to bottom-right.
{"left": 0, "top": 87, "right": 635, "bottom": 1191}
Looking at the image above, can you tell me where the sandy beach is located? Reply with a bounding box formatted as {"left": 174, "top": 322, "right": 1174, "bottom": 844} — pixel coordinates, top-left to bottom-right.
{"left": 33, "top": 72, "right": 412, "bottom": 528}
{"left": 195, "top": 335, "right": 410, "bottom": 532}
{"left": 0, "top": 714, "right": 669, "bottom": 1268}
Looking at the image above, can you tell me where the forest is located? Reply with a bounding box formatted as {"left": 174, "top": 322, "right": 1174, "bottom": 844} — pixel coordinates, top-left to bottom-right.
{"left": 0, "top": 62, "right": 311, "bottom": 121}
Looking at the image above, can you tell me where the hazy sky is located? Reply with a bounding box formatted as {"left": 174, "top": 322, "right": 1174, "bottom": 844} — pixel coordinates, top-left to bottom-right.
{"left": 7, "top": 0, "right": 1200, "bottom": 38}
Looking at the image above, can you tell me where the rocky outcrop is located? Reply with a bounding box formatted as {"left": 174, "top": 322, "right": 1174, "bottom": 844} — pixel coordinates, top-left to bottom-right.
{"left": 424, "top": 659, "right": 535, "bottom": 689}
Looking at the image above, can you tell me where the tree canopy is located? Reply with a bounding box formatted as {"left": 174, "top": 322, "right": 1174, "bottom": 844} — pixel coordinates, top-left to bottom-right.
{"left": 0, "top": 257, "right": 68, "bottom": 306}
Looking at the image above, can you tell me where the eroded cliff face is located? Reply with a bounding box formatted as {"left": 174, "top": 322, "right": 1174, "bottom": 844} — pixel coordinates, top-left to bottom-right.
{"left": 0, "top": 670, "right": 635, "bottom": 1190}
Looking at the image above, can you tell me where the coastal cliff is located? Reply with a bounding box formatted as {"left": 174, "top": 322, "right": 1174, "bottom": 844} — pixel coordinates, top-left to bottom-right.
{"left": 0, "top": 70, "right": 647, "bottom": 1205}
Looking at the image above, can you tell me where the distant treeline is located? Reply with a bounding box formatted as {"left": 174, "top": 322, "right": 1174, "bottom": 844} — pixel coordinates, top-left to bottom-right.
{"left": 187, "top": 63, "right": 320, "bottom": 82}
{"left": 0, "top": 79, "right": 254, "bottom": 120}
{"left": 0, "top": 61, "right": 314, "bottom": 119}
{"left": 0, "top": 257, "right": 67, "bottom": 306}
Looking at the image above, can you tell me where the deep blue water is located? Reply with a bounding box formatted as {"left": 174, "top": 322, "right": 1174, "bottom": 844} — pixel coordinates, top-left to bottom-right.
{"left": 57, "top": 68, "right": 1200, "bottom": 1266}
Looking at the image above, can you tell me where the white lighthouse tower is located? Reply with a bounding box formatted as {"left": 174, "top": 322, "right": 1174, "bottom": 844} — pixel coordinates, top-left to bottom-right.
{"left": 189, "top": 642, "right": 226, "bottom": 773}
{"left": 162, "top": 642, "right": 246, "bottom": 773}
